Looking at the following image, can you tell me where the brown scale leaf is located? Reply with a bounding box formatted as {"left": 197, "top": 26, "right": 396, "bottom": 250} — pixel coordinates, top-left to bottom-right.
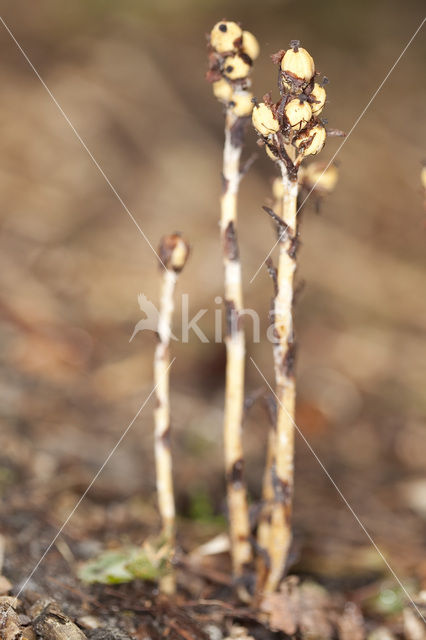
{"left": 336, "top": 602, "right": 365, "bottom": 640}
{"left": 260, "top": 576, "right": 299, "bottom": 635}
{"left": 260, "top": 578, "right": 335, "bottom": 638}
{"left": 270, "top": 49, "right": 285, "bottom": 65}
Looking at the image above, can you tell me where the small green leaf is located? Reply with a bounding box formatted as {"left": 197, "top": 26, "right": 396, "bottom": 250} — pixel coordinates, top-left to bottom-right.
{"left": 78, "top": 549, "right": 136, "bottom": 584}
{"left": 78, "top": 539, "right": 173, "bottom": 585}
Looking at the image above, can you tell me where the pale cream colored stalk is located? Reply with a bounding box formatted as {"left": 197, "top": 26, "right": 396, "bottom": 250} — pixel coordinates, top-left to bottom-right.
{"left": 221, "top": 109, "right": 252, "bottom": 577}
{"left": 262, "top": 161, "right": 298, "bottom": 594}
{"left": 154, "top": 267, "right": 178, "bottom": 594}
{"left": 153, "top": 234, "right": 189, "bottom": 594}
{"left": 255, "top": 427, "right": 275, "bottom": 590}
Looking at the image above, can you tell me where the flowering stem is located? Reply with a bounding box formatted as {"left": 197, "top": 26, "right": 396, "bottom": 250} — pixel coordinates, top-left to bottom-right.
{"left": 153, "top": 234, "right": 189, "bottom": 594}
{"left": 263, "top": 163, "right": 298, "bottom": 594}
{"left": 154, "top": 267, "right": 178, "bottom": 594}
{"left": 221, "top": 110, "right": 252, "bottom": 577}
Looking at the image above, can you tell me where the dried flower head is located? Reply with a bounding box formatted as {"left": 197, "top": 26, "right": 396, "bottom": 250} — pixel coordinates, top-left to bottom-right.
{"left": 281, "top": 40, "right": 315, "bottom": 84}
{"left": 210, "top": 21, "right": 242, "bottom": 53}
{"left": 230, "top": 92, "right": 254, "bottom": 117}
{"left": 159, "top": 234, "right": 190, "bottom": 272}
{"left": 284, "top": 98, "right": 312, "bottom": 131}
{"left": 309, "top": 83, "right": 326, "bottom": 115}
{"left": 300, "top": 162, "right": 338, "bottom": 194}
{"left": 207, "top": 20, "right": 257, "bottom": 118}
{"left": 252, "top": 103, "right": 280, "bottom": 136}
{"left": 223, "top": 54, "right": 251, "bottom": 80}
{"left": 294, "top": 123, "right": 327, "bottom": 157}
{"left": 252, "top": 39, "right": 332, "bottom": 174}
{"left": 242, "top": 30, "right": 260, "bottom": 61}
{"left": 213, "top": 78, "right": 234, "bottom": 102}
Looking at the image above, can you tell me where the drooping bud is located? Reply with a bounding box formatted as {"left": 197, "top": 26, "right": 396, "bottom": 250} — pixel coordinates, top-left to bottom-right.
{"left": 294, "top": 124, "right": 326, "bottom": 156}
{"left": 241, "top": 30, "right": 260, "bottom": 61}
{"left": 230, "top": 92, "right": 254, "bottom": 117}
{"left": 309, "top": 83, "right": 326, "bottom": 115}
{"left": 212, "top": 78, "right": 234, "bottom": 102}
{"left": 159, "top": 234, "right": 190, "bottom": 272}
{"left": 284, "top": 98, "right": 312, "bottom": 131}
{"left": 210, "top": 21, "right": 242, "bottom": 53}
{"left": 252, "top": 103, "right": 280, "bottom": 136}
{"left": 300, "top": 162, "right": 338, "bottom": 193}
{"left": 223, "top": 54, "right": 251, "bottom": 80}
{"left": 281, "top": 42, "right": 315, "bottom": 83}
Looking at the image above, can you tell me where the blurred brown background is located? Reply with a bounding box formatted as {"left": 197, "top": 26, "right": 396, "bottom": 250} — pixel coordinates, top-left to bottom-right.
{"left": 0, "top": 0, "right": 425, "bottom": 587}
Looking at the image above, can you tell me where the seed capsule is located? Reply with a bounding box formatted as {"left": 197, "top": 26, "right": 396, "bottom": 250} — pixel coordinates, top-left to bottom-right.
{"left": 300, "top": 162, "right": 338, "bottom": 193}
{"left": 294, "top": 124, "right": 326, "bottom": 156}
{"left": 159, "top": 234, "right": 190, "bottom": 272}
{"left": 242, "top": 30, "right": 260, "bottom": 60}
{"left": 310, "top": 83, "right": 326, "bottom": 115}
{"left": 230, "top": 92, "right": 254, "bottom": 117}
{"left": 210, "top": 21, "right": 242, "bottom": 53}
{"left": 223, "top": 54, "right": 251, "bottom": 80}
{"left": 284, "top": 98, "right": 312, "bottom": 130}
{"left": 252, "top": 103, "right": 280, "bottom": 136}
{"left": 281, "top": 43, "right": 315, "bottom": 83}
{"left": 213, "top": 78, "right": 233, "bottom": 102}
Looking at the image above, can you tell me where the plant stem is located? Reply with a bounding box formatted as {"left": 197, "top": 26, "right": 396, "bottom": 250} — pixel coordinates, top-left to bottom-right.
{"left": 154, "top": 267, "right": 178, "bottom": 594}
{"left": 256, "top": 428, "right": 275, "bottom": 590}
{"left": 256, "top": 188, "right": 283, "bottom": 591}
{"left": 221, "top": 110, "right": 252, "bottom": 577}
{"left": 263, "top": 162, "right": 298, "bottom": 594}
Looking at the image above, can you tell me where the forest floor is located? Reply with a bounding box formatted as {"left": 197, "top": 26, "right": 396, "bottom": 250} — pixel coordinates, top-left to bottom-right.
{"left": 0, "top": 405, "right": 425, "bottom": 639}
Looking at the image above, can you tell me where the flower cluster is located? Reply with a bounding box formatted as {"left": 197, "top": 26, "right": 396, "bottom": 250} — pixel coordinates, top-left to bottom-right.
{"left": 206, "top": 20, "right": 259, "bottom": 118}
{"left": 252, "top": 40, "right": 328, "bottom": 174}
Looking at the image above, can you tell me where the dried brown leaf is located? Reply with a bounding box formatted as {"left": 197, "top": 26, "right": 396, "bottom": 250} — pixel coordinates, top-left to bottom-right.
{"left": 260, "top": 576, "right": 299, "bottom": 635}
{"left": 299, "top": 581, "right": 333, "bottom": 639}
{"left": 337, "top": 602, "right": 365, "bottom": 640}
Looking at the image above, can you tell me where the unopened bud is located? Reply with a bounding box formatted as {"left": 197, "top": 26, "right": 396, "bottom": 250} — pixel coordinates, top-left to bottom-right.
{"left": 281, "top": 45, "right": 315, "bottom": 83}
{"left": 213, "top": 78, "right": 233, "bottom": 102}
{"left": 294, "top": 124, "right": 326, "bottom": 157}
{"left": 159, "top": 234, "right": 190, "bottom": 272}
{"left": 230, "top": 92, "right": 254, "bottom": 117}
{"left": 310, "top": 83, "right": 326, "bottom": 115}
{"left": 242, "top": 30, "right": 260, "bottom": 61}
{"left": 210, "top": 21, "right": 242, "bottom": 53}
{"left": 284, "top": 98, "right": 312, "bottom": 130}
{"left": 223, "top": 54, "right": 251, "bottom": 80}
{"left": 301, "top": 162, "right": 338, "bottom": 193}
{"left": 252, "top": 103, "right": 280, "bottom": 136}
